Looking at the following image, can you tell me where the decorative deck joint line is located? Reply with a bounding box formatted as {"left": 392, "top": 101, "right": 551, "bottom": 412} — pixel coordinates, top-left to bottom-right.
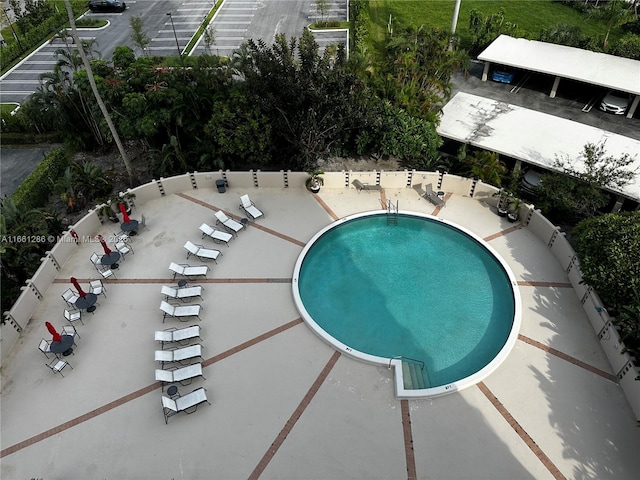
{"left": 483, "top": 223, "right": 525, "bottom": 242}
{"left": 309, "top": 192, "right": 339, "bottom": 221}
{"left": 477, "top": 382, "right": 567, "bottom": 480}
{"left": 177, "top": 192, "right": 306, "bottom": 246}
{"left": 1, "top": 319, "right": 304, "bottom": 459}
{"left": 248, "top": 351, "right": 341, "bottom": 480}
{"left": 518, "top": 334, "right": 618, "bottom": 382}
{"left": 203, "top": 318, "right": 303, "bottom": 367}
{"left": 401, "top": 399, "right": 417, "bottom": 480}
{"left": 53, "top": 278, "right": 294, "bottom": 284}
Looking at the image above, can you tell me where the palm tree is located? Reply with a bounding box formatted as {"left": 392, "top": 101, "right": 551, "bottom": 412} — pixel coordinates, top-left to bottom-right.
{"left": 591, "top": 0, "right": 634, "bottom": 48}
{"left": 63, "top": 0, "right": 133, "bottom": 182}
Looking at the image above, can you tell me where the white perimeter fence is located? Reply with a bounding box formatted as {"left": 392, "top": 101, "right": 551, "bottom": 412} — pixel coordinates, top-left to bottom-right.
{"left": 3, "top": 170, "right": 638, "bottom": 417}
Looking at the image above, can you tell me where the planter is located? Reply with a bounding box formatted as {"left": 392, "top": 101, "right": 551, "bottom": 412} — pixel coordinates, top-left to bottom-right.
{"left": 305, "top": 169, "right": 324, "bottom": 194}
{"left": 507, "top": 212, "right": 519, "bottom": 223}
{"left": 497, "top": 207, "right": 508, "bottom": 217}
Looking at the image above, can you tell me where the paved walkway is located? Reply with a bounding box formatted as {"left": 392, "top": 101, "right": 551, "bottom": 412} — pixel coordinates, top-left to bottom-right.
{"left": 1, "top": 186, "right": 639, "bottom": 480}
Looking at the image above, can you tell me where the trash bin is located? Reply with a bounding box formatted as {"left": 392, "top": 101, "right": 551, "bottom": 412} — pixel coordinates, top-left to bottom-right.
{"left": 215, "top": 179, "right": 226, "bottom": 193}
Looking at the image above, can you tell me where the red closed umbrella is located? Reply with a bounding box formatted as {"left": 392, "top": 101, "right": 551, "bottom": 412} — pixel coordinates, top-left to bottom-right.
{"left": 46, "top": 321, "right": 62, "bottom": 342}
{"left": 70, "top": 276, "right": 87, "bottom": 298}
{"left": 119, "top": 203, "right": 131, "bottom": 224}
{"left": 97, "top": 234, "right": 111, "bottom": 255}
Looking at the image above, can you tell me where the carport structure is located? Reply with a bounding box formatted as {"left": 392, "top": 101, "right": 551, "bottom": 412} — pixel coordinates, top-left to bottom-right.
{"left": 478, "top": 35, "right": 640, "bottom": 119}
{"left": 437, "top": 92, "right": 640, "bottom": 207}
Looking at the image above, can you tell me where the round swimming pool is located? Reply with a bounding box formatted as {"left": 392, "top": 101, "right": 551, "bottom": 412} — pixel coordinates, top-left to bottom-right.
{"left": 292, "top": 211, "right": 521, "bottom": 397}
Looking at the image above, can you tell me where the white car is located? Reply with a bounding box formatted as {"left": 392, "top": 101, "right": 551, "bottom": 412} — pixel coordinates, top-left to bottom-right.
{"left": 599, "top": 92, "right": 629, "bottom": 115}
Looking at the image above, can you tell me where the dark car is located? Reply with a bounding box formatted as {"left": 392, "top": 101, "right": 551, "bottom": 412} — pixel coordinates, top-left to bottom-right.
{"left": 88, "top": 0, "right": 126, "bottom": 12}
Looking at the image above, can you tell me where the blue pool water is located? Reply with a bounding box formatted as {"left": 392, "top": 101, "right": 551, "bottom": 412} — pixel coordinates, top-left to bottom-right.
{"left": 297, "top": 214, "right": 516, "bottom": 388}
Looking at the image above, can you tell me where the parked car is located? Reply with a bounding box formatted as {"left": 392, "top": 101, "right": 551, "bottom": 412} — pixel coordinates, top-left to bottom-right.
{"left": 88, "top": 0, "right": 126, "bottom": 12}
{"left": 492, "top": 70, "right": 514, "bottom": 84}
{"left": 521, "top": 168, "right": 543, "bottom": 195}
{"left": 599, "top": 91, "right": 629, "bottom": 115}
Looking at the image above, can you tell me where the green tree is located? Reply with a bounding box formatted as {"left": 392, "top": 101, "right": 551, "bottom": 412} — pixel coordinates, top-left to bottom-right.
{"left": 573, "top": 212, "right": 640, "bottom": 347}
{"left": 376, "top": 25, "right": 469, "bottom": 122}
{"left": 202, "top": 24, "right": 216, "bottom": 55}
{"left": 0, "top": 198, "right": 63, "bottom": 309}
{"left": 315, "top": 0, "right": 329, "bottom": 25}
{"left": 130, "top": 15, "right": 151, "bottom": 56}
{"left": 464, "top": 150, "right": 506, "bottom": 186}
{"left": 204, "top": 93, "right": 272, "bottom": 167}
{"left": 590, "top": 0, "right": 634, "bottom": 48}
{"left": 536, "top": 141, "right": 637, "bottom": 221}
{"left": 609, "top": 32, "right": 640, "bottom": 59}
{"left": 468, "top": 9, "right": 519, "bottom": 55}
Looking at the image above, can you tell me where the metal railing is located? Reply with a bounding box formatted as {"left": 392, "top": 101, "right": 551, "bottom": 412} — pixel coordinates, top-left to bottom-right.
{"left": 389, "top": 355, "right": 424, "bottom": 370}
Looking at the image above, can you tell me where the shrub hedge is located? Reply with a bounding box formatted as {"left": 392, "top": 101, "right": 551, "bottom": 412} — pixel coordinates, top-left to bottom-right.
{"left": 11, "top": 148, "right": 69, "bottom": 210}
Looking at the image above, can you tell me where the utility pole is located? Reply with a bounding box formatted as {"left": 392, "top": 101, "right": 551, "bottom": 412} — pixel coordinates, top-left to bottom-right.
{"left": 166, "top": 12, "right": 182, "bottom": 58}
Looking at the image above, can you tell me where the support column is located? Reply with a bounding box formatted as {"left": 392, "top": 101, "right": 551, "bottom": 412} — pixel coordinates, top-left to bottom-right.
{"left": 626, "top": 95, "right": 639, "bottom": 119}
{"left": 482, "top": 62, "right": 490, "bottom": 81}
{"left": 550, "top": 76, "right": 561, "bottom": 98}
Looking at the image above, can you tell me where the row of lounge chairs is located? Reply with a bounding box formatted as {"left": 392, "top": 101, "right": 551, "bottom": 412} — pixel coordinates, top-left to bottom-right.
{"left": 155, "top": 195, "right": 264, "bottom": 423}
{"left": 154, "top": 325, "right": 209, "bottom": 423}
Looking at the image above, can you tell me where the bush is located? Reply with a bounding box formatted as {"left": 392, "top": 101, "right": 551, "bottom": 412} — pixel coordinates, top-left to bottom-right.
{"left": 609, "top": 33, "right": 640, "bottom": 60}
{"left": 573, "top": 212, "right": 640, "bottom": 357}
{"left": 538, "top": 23, "right": 601, "bottom": 50}
{"left": 12, "top": 148, "right": 69, "bottom": 210}
{"left": 621, "top": 19, "right": 640, "bottom": 35}
{"left": 573, "top": 212, "right": 640, "bottom": 311}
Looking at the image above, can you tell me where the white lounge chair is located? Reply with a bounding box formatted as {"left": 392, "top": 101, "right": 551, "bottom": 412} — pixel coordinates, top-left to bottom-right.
{"left": 199, "top": 223, "right": 232, "bottom": 247}
{"left": 155, "top": 344, "right": 203, "bottom": 367}
{"left": 169, "top": 262, "right": 209, "bottom": 279}
{"left": 183, "top": 241, "right": 221, "bottom": 263}
{"left": 159, "top": 300, "right": 202, "bottom": 322}
{"left": 155, "top": 325, "right": 202, "bottom": 347}
{"left": 239, "top": 194, "right": 264, "bottom": 220}
{"left": 155, "top": 363, "right": 205, "bottom": 388}
{"left": 214, "top": 210, "right": 245, "bottom": 236}
{"left": 161, "top": 387, "right": 210, "bottom": 424}
{"left": 161, "top": 285, "right": 204, "bottom": 302}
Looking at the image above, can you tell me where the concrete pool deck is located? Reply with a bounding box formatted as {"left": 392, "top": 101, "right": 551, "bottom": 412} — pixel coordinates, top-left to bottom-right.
{"left": 1, "top": 186, "right": 639, "bottom": 479}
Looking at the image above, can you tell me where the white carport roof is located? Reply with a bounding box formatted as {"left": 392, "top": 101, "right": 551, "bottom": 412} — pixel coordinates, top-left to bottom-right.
{"left": 478, "top": 35, "right": 640, "bottom": 95}
{"left": 437, "top": 92, "right": 640, "bottom": 201}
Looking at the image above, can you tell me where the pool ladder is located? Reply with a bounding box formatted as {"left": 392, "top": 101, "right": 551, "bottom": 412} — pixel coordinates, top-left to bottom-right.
{"left": 387, "top": 200, "right": 398, "bottom": 225}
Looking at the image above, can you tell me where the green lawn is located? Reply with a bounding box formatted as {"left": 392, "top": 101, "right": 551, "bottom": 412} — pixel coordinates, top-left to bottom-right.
{"left": 1, "top": 103, "right": 19, "bottom": 116}
{"left": 368, "top": 0, "right": 619, "bottom": 52}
